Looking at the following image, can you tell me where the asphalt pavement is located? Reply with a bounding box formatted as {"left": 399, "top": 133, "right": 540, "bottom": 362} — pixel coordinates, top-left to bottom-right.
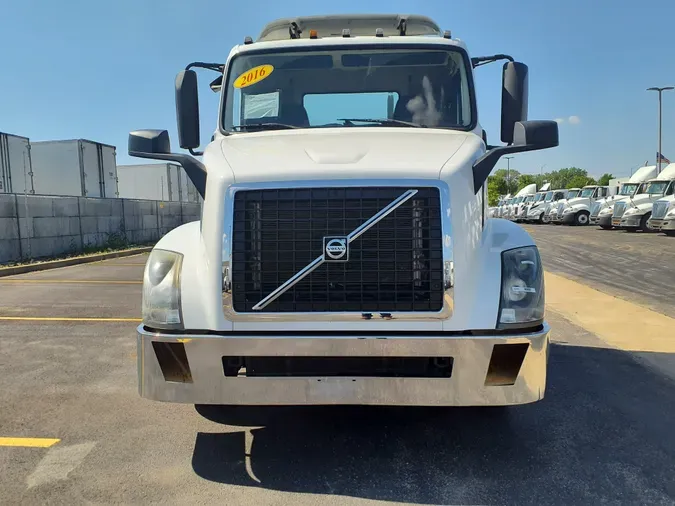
{"left": 1, "top": 231, "right": 674, "bottom": 505}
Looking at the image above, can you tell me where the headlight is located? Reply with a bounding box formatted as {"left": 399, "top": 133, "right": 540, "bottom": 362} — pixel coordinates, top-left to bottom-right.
{"left": 142, "top": 249, "right": 183, "bottom": 329}
{"left": 498, "top": 246, "right": 544, "bottom": 329}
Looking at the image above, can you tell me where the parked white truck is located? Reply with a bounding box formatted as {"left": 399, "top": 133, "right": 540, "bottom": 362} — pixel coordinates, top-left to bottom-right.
{"left": 510, "top": 184, "right": 537, "bottom": 222}
{"left": 128, "top": 14, "right": 558, "bottom": 407}
{"left": 548, "top": 188, "right": 581, "bottom": 224}
{"left": 649, "top": 187, "right": 675, "bottom": 236}
{"left": 560, "top": 185, "right": 611, "bottom": 225}
{"left": 526, "top": 188, "right": 567, "bottom": 223}
{"left": 613, "top": 163, "right": 675, "bottom": 232}
{"left": 590, "top": 165, "right": 657, "bottom": 229}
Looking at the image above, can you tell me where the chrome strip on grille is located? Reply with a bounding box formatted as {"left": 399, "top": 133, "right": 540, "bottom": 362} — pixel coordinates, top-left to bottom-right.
{"left": 652, "top": 201, "right": 669, "bottom": 219}
{"left": 613, "top": 201, "right": 627, "bottom": 218}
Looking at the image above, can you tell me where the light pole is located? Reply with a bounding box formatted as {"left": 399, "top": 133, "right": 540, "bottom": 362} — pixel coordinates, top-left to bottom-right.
{"left": 505, "top": 156, "right": 514, "bottom": 194}
{"left": 647, "top": 86, "right": 674, "bottom": 174}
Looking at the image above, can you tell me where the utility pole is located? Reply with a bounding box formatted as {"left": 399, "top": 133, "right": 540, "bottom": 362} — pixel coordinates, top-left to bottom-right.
{"left": 504, "top": 156, "right": 514, "bottom": 193}
{"left": 647, "top": 86, "right": 674, "bottom": 174}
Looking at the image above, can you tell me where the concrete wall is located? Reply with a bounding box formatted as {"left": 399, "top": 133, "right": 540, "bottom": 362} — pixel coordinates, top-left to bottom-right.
{"left": 0, "top": 194, "right": 201, "bottom": 264}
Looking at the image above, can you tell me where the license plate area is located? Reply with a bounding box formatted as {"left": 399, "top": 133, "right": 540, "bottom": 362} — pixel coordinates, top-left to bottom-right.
{"left": 222, "top": 356, "right": 453, "bottom": 378}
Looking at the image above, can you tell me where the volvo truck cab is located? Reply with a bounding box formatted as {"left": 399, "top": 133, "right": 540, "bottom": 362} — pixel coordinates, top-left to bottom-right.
{"left": 127, "top": 14, "right": 558, "bottom": 407}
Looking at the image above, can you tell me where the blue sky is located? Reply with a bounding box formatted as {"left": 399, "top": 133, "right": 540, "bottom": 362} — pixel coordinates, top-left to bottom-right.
{"left": 2, "top": 0, "right": 674, "bottom": 178}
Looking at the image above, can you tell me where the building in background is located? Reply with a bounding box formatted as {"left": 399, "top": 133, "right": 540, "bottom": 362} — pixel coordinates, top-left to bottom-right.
{"left": 117, "top": 163, "right": 199, "bottom": 202}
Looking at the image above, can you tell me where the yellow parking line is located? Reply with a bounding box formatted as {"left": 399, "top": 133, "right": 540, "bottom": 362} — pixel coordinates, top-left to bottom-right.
{"left": 0, "top": 279, "right": 141, "bottom": 284}
{"left": 546, "top": 271, "right": 675, "bottom": 353}
{"left": 0, "top": 316, "right": 142, "bottom": 322}
{"left": 0, "top": 437, "right": 60, "bottom": 448}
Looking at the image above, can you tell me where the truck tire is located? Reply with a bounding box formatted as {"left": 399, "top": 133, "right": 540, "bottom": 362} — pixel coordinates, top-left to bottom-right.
{"left": 599, "top": 225, "right": 613, "bottom": 230}
{"left": 640, "top": 213, "right": 652, "bottom": 232}
{"left": 665, "top": 230, "right": 675, "bottom": 237}
{"left": 574, "top": 211, "right": 590, "bottom": 226}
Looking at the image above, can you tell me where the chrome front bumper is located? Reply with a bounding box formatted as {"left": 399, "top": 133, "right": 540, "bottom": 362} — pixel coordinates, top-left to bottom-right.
{"left": 137, "top": 324, "right": 549, "bottom": 406}
{"left": 649, "top": 218, "right": 675, "bottom": 231}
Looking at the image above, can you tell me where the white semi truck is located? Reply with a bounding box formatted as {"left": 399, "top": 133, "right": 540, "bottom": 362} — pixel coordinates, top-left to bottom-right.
{"left": 526, "top": 188, "right": 567, "bottom": 223}
{"left": 548, "top": 188, "right": 581, "bottom": 223}
{"left": 649, "top": 186, "right": 675, "bottom": 236}
{"left": 590, "top": 165, "right": 657, "bottom": 229}
{"left": 128, "top": 14, "right": 558, "bottom": 407}
{"left": 613, "top": 163, "right": 675, "bottom": 232}
{"left": 559, "top": 185, "right": 612, "bottom": 225}
{"left": 510, "top": 184, "right": 537, "bottom": 222}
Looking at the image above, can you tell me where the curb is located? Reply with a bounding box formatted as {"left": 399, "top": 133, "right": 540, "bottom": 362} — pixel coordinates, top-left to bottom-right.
{"left": 0, "top": 247, "right": 153, "bottom": 277}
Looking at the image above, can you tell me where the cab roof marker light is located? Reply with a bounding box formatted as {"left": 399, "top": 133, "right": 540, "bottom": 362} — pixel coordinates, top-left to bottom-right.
{"left": 375, "top": 28, "right": 384, "bottom": 37}
{"left": 244, "top": 36, "right": 253, "bottom": 45}
{"left": 309, "top": 29, "right": 318, "bottom": 39}
{"left": 443, "top": 30, "right": 452, "bottom": 39}
{"left": 342, "top": 29, "right": 351, "bottom": 38}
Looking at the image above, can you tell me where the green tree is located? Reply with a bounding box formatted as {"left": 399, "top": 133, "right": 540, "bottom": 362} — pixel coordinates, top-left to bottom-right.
{"left": 492, "top": 168, "right": 520, "bottom": 195}
{"left": 597, "top": 173, "right": 614, "bottom": 186}
{"left": 487, "top": 177, "right": 502, "bottom": 206}
{"left": 518, "top": 174, "right": 537, "bottom": 190}
{"left": 567, "top": 175, "right": 596, "bottom": 188}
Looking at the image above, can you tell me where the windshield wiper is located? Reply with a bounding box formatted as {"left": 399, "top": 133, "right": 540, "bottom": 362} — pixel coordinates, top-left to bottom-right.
{"left": 338, "top": 118, "right": 425, "bottom": 128}
{"left": 232, "top": 123, "right": 299, "bottom": 131}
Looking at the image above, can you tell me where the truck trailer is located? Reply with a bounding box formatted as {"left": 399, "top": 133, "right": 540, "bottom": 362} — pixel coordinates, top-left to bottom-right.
{"left": 0, "top": 132, "right": 34, "bottom": 194}
{"left": 29, "top": 139, "right": 119, "bottom": 198}
{"left": 128, "top": 14, "right": 558, "bottom": 407}
{"left": 117, "top": 163, "right": 200, "bottom": 202}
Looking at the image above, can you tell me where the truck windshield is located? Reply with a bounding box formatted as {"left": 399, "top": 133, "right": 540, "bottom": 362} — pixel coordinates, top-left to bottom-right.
{"left": 644, "top": 181, "right": 670, "bottom": 194}
{"left": 222, "top": 46, "right": 473, "bottom": 132}
{"left": 544, "top": 191, "right": 554, "bottom": 202}
{"left": 619, "top": 183, "right": 640, "bottom": 196}
{"left": 580, "top": 189, "right": 595, "bottom": 197}
{"left": 566, "top": 190, "right": 580, "bottom": 198}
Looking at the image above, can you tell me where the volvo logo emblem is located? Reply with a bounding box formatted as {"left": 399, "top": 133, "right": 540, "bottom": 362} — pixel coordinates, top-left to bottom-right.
{"left": 323, "top": 237, "right": 349, "bottom": 261}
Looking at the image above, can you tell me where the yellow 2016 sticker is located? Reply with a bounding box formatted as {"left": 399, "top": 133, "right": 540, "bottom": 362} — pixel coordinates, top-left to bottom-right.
{"left": 233, "top": 65, "right": 274, "bottom": 89}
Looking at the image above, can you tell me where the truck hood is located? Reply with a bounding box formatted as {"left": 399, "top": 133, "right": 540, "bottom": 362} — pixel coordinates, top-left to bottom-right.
{"left": 629, "top": 193, "right": 663, "bottom": 206}
{"left": 216, "top": 129, "right": 472, "bottom": 182}
{"left": 567, "top": 197, "right": 591, "bottom": 207}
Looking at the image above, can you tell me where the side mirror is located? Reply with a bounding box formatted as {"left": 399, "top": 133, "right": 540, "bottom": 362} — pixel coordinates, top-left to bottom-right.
{"left": 128, "top": 129, "right": 171, "bottom": 157}
{"left": 501, "top": 62, "right": 529, "bottom": 144}
{"left": 512, "top": 120, "right": 558, "bottom": 149}
{"left": 128, "top": 129, "right": 207, "bottom": 199}
{"left": 175, "top": 70, "right": 200, "bottom": 150}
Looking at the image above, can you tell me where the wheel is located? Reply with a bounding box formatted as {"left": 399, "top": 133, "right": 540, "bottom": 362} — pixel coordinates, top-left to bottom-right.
{"left": 639, "top": 213, "right": 652, "bottom": 232}
{"left": 599, "top": 225, "right": 613, "bottom": 230}
{"left": 542, "top": 214, "right": 550, "bottom": 224}
{"left": 574, "top": 211, "right": 590, "bottom": 226}
{"left": 665, "top": 230, "right": 675, "bottom": 237}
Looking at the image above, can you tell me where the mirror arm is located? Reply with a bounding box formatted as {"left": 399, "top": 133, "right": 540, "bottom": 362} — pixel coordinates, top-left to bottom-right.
{"left": 129, "top": 150, "right": 207, "bottom": 199}
{"left": 189, "top": 148, "right": 204, "bottom": 156}
{"left": 472, "top": 143, "right": 540, "bottom": 194}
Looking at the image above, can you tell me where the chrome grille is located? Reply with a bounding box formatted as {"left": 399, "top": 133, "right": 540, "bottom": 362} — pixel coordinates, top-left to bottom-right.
{"left": 231, "top": 187, "right": 444, "bottom": 313}
{"left": 613, "top": 201, "right": 627, "bottom": 218}
{"left": 590, "top": 202, "right": 602, "bottom": 217}
{"left": 556, "top": 202, "right": 565, "bottom": 215}
{"left": 652, "top": 201, "right": 669, "bottom": 219}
